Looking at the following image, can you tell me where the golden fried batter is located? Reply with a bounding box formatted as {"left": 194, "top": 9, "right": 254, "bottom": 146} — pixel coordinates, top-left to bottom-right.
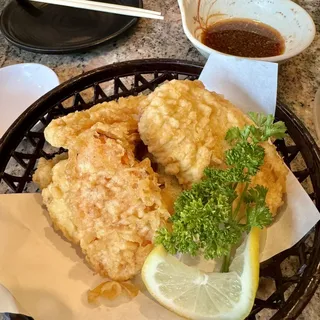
{"left": 251, "top": 142, "right": 287, "bottom": 215}
{"left": 138, "top": 80, "right": 287, "bottom": 215}
{"left": 33, "top": 153, "right": 68, "bottom": 189}
{"left": 157, "top": 165, "right": 183, "bottom": 215}
{"left": 136, "top": 146, "right": 183, "bottom": 215}
{"left": 33, "top": 153, "right": 78, "bottom": 242}
{"left": 34, "top": 124, "right": 170, "bottom": 281}
{"left": 45, "top": 95, "right": 146, "bottom": 149}
{"left": 139, "top": 80, "right": 249, "bottom": 184}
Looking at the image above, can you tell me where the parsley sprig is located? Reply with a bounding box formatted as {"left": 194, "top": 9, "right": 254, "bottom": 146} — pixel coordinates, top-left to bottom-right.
{"left": 156, "top": 113, "right": 286, "bottom": 271}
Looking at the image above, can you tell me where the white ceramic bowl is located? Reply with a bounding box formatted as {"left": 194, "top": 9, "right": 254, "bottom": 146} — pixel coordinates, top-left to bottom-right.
{"left": 314, "top": 88, "right": 320, "bottom": 140}
{"left": 178, "top": 0, "right": 316, "bottom": 62}
{"left": 0, "top": 63, "right": 59, "bottom": 137}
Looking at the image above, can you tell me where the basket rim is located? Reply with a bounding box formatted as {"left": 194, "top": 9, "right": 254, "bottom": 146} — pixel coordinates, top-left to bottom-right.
{"left": 0, "top": 58, "right": 320, "bottom": 319}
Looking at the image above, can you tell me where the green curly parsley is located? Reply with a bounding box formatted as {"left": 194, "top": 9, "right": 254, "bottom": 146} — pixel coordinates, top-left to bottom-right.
{"left": 156, "top": 112, "right": 287, "bottom": 271}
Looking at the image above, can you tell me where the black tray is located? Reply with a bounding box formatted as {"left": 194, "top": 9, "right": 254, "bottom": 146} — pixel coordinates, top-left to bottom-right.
{"left": 1, "top": 59, "right": 320, "bottom": 319}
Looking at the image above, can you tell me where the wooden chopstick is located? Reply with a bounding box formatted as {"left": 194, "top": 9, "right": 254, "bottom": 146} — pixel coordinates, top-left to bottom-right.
{"left": 55, "top": 0, "right": 161, "bottom": 15}
{"left": 29, "top": 0, "right": 164, "bottom": 20}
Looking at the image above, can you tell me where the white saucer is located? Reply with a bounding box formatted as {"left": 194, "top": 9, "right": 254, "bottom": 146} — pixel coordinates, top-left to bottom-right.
{"left": 314, "top": 88, "right": 320, "bottom": 140}
{"left": 0, "top": 63, "right": 59, "bottom": 137}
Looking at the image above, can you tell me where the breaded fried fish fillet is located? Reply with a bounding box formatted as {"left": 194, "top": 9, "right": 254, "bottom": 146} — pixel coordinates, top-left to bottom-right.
{"left": 138, "top": 80, "right": 287, "bottom": 215}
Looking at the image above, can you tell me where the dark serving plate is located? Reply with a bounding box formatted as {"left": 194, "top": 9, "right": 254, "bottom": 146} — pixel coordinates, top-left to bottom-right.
{"left": 0, "top": 313, "right": 33, "bottom": 320}
{"left": 0, "top": 0, "right": 142, "bottom": 53}
{"left": 0, "top": 59, "right": 320, "bottom": 319}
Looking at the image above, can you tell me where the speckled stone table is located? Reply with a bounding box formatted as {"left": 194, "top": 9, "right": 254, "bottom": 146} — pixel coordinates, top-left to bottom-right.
{"left": 0, "top": 0, "right": 319, "bottom": 318}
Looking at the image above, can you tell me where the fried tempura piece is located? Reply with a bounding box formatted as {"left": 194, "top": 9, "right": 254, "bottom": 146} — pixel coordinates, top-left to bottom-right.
{"left": 138, "top": 80, "right": 287, "bottom": 215}
{"left": 157, "top": 165, "right": 183, "bottom": 215}
{"left": 43, "top": 159, "right": 80, "bottom": 242}
{"left": 34, "top": 124, "right": 170, "bottom": 281}
{"left": 33, "top": 153, "right": 68, "bottom": 189}
{"left": 134, "top": 142, "right": 183, "bottom": 215}
{"left": 139, "top": 80, "right": 249, "bottom": 185}
{"left": 33, "top": 153, "right": 78, "bottom": 242}
{"left": 45, "top": 95, "right": 146, "bottom": 149}
{"left": 251, "top": 142, "right": 288, "bottom": 215}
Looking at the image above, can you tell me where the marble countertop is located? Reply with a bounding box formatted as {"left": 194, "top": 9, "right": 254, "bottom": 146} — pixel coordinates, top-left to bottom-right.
{"left": 0, "top": 0, "right": 319, "bottom": 319}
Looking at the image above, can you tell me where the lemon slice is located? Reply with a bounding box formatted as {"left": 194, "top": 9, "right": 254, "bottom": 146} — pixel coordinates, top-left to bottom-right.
{"left": 142, "top": 227, "right": 260, "bottom": 320}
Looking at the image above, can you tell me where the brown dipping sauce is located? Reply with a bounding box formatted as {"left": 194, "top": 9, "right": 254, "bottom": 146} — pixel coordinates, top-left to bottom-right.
{"left": 201, "top": 18, "right": 285, "bottom": 58}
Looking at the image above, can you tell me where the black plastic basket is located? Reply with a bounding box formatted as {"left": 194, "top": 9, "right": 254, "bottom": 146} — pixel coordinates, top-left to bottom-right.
{"left": 0, "top": 59, "right": 320, "bottom": 319}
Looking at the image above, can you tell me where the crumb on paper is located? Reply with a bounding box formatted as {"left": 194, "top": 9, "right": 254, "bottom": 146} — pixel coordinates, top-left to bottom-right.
{"left": 88, "top": 280, "right": 139, "bottom": 305}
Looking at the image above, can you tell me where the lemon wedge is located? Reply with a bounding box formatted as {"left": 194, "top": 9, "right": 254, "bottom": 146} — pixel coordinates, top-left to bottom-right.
{"left": 142, "top": 227, "right": 260, "bottom": 320}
